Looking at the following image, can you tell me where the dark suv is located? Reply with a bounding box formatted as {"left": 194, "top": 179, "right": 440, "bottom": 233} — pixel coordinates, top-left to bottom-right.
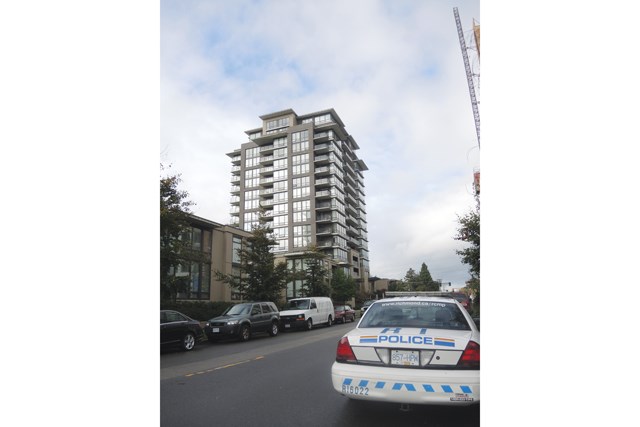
{"left": 204, "top": 301, "right": 280, "bottom": 342}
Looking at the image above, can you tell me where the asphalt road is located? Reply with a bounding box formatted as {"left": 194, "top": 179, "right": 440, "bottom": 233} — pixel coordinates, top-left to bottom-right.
{"left": 161, "top": 321, "right": 479, "bottom": 427}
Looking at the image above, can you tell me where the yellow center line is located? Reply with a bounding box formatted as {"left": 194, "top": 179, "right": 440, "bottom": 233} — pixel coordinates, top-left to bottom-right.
{"left": 183, "top": 355, "right": 265, "bottom": 377}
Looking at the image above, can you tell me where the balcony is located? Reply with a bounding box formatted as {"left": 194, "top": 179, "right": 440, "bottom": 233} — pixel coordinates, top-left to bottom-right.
{"left": 260, "top": 177, "right": 274, "bottom": 185}
{"left": 260, "top": 187, "right": 275, "bottom": 195}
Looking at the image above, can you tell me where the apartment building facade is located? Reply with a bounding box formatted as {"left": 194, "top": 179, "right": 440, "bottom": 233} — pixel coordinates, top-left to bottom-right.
{"left": 227, "top": 108, "right": 370, "bottom": 299}
{"left": 172, "top": 214, "right": 252, "bottom": 302}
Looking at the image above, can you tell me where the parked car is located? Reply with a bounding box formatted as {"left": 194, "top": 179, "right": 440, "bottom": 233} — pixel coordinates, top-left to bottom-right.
{"left": 360, "top": 300, "right": 376, "bottom": 314}
{"left": 334, "top": 304, "right": 356, "bottom": 323}
{"left": 331, "top": 296, "right": 479, "bottom": 406}
{"left": 160, "top": 310, "right": 205, "bottom": 352}
{"left": 204, "top": 301, "right": 280, "bottom": 342}
{"left": 280, "top": 297, "right": 334, "bottom": 330}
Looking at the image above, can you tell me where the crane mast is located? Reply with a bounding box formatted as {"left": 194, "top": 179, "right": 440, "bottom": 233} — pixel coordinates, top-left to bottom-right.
{"left": 453, "top": 7, "right": 480, "bottom": 149}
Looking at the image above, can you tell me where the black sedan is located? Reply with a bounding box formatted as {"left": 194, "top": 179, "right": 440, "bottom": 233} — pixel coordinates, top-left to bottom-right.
{"left": 160, "top": 310, "right": 205, "bottom": 351}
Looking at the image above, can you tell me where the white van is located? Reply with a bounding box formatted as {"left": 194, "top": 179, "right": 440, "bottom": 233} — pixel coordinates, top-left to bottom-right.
{"left": 279, "top": 297, "right": 335, "bottom": 331}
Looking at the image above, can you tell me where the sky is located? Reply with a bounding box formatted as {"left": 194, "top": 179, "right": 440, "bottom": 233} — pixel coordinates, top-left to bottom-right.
{"left": 160, "top": 0, "right": 481, "bottom": 288}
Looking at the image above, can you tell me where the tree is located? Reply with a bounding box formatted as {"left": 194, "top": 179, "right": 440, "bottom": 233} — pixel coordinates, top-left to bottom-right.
{"left": 215, "top": 221, "right": 289, "bottom": 304}
{"left": 417, "top": 262, "right": 440, "bottom": 291}
{"left": 160, "top": 164, "right": 201, "bottom": 303}
{"left": 455, "top": 201, "right": 480, "bottom": 303}
{"left": 299, "top": 245, "right": 331, "bottom": 297}
{"left": 331, "top": 268, "right": 356, "bottom": 303}
{"left": 403, "top": 268, "right": 417, "bottom": 290}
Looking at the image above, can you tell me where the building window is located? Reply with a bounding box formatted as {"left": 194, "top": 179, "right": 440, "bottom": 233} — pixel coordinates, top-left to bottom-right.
{"left": 293, "top": 177, "right": 310, "bottom": 188}
{"left": 273, "top": 239, "right": 288, "bottom": 252}
{"left": 293, "top": 187, "right": 310, "bottom": 199}
{"left": 273, "top": 169, "right": 288, "bottom": 182}
{"left": 246, "top": 147, "right": 260, "bottom": 158}
{"left": 266, "top": 117, "right": 291, "bottom": 131}
{"left": 292, "top": 154, "right": 309, "bottom": 165}
{"left": 293, "top": 211, "right": 311, "bottom": 223}
{"left": 244, "top": 199, "right": 259, "bottom": 210}
{"left": 273, "top": 227, "right": 288, "bottom": 239}
{"left": 291, "top": 130, "right": 309, "bottom": 143}
{"left": 273, "top": 158, "right": 287, "bottom": 170}
{"left": 292, "top": 140, "right": 309, "bottom": 153}
{"left": 232, "top": 237, "right": 242, "bottom": 264}
{"left": 273, "top": 215, "right": 288, "bottom": 227}
{"left": 314, "top": 114, "right": 332, "bottom": 125}
{"left": 292, "top": 164, "right": 309, "bottom": 175}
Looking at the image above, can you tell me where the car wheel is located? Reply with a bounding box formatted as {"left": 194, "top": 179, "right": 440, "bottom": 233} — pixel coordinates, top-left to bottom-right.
{"left": 306, "top": 319, "right": 313, "bottom": 331}
{"left": 239, "top": 324, "right": 251, "bottom": 342}
{"left": 327, "top": 316, "right": 332, "bottom": 327}
{"left": 182, "top": 332, "right": 196, "bottom": 351}
{"left": 268, "top": 321, "right": 279, "bottom": 337}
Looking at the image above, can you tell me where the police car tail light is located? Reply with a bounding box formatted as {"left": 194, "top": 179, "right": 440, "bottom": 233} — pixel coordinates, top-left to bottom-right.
{"left": 336, "top": 337, "right": 356, "bottom": 363}
{"left": 458, "top": 341, "right": 480, "bottom": 369}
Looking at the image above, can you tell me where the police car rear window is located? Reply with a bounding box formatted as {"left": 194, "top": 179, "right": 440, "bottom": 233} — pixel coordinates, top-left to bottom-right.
{"left": 359, "top": 301, "right": 471, "bottom": 331}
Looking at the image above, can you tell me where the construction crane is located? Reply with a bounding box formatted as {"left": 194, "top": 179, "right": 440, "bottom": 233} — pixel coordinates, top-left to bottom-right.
{"left": 453, "top": 7, "right": 480, "bottom": 149}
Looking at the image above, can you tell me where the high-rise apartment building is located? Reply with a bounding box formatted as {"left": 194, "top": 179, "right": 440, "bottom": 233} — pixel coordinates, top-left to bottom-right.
{"left": 227, "top": 108, "right": 370, "bottom": 298}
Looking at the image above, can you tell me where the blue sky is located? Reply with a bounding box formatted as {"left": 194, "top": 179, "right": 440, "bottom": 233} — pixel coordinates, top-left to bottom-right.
{"left": 161, "top": 0, "right": 481, "bottom": 288}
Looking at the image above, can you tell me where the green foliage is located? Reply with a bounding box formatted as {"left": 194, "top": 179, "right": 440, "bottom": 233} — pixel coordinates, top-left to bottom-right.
{"left": 300, "top": 245, "right": 331, "bottom": 297}
{"left": 402, "top": 263, "right": 440, "bottom": 291}
{"left": 160, "top": 164, "right": 206, "bottom": 304}
{"left": 331, "top": 268, "right": 356, "bottom": 303}
{"left": 215, "top": 221, "right": 289, "bottom": 304}
{"left": 161, "top": 300, "right": 233, "bottom": 322}
{"left": 455, "top": 202, "right": 480, "bottom": 278}
{"left": 455, "top": 201, "right": 480, "bottom": 306}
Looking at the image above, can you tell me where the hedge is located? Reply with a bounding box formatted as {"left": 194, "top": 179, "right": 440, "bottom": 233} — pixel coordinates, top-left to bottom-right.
{"left": 161, "top": 300, "right": 234, "bottom": 322}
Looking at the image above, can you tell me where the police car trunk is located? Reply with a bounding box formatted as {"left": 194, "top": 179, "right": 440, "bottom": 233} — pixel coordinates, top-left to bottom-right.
{"left": 331, "top": 297, "right": 480, "bottom": 406}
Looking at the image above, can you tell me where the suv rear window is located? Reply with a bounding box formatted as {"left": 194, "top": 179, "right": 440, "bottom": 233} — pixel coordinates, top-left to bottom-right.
{"left": 360, "top": 301, "right": 470, "bottom": 331}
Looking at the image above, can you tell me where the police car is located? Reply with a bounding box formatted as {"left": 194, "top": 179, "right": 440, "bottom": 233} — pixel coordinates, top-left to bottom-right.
{"left": 331, "top": 293, "right": 479, "bottom": 406}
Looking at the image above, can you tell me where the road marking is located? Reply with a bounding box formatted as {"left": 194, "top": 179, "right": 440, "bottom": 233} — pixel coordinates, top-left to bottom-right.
{"left": 183, "top": 356, "right": 265, "bottom": 377}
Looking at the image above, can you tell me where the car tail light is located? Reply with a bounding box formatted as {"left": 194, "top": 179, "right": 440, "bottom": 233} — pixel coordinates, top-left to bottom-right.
{"left": 457, "top": 340, "right": 480, "bottom": 369}
{"left": 336, "top": 337, "right": 356, "bottom": 363}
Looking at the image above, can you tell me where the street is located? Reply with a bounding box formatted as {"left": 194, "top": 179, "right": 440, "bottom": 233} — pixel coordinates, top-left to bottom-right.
{"left": 161, "top": 322, "right": 479, "bottom": 426}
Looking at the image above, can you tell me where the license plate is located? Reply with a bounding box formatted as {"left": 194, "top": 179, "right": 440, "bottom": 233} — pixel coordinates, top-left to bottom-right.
{"left": 285, "top": 324, "right": 291, "bottom": 328}
{"left": 211, "top": 328, "right": 220, "bottom": 333}
{"left": 390, "top": 350, "right": 420, "bottom": 366}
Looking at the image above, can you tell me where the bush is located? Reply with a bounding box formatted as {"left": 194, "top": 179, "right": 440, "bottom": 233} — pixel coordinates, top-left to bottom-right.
{"left": 161, "top": 300, "right": 234, "bottom": 321}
